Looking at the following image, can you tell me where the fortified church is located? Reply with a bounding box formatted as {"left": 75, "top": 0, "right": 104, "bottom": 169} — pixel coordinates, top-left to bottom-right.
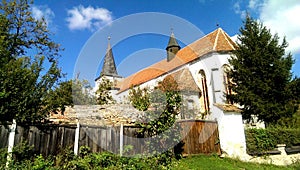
{"left": 94, "top": 28, "right": 247, "bottom": 157}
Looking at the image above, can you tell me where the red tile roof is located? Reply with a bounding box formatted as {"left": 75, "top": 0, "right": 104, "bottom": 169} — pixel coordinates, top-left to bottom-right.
{"left": 118, "top": 28, "right": 236, "bottom": 93}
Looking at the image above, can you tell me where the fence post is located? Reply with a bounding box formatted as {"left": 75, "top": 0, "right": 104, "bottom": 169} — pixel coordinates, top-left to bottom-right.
{"left": 74, "top": 120, "right": 80, "bottom": 155}
{"left": 120, "top": 123, "right": 123, "bottom": 156}
{"left": 6, "top": 119, "right": 17, "bottom": 168}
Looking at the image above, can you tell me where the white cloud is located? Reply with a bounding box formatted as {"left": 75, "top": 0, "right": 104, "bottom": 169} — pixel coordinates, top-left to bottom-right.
{"left": 31, "top": 5, "right": 55, "bottom": 26}
{"left": 233, "top": 0, "right": 300, "bottom": 54}
{"left": 259, "top": 0, "right": 300, "bottom": 54}
{"left": 66, "top": 5, "right": 113, "bottom": 31}
{"left": 248, "top": 0, "right": 263, "bottom": 10}
{"left": 233, "top": 1, "right": 246, "bottom": 19}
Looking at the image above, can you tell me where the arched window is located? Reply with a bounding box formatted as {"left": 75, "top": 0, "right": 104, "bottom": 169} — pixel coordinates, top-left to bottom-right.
{"left": 198, "top": 70, "right": 209, "bottom": 112}
{"left": 222, "top": 64, "right": 233, "bottom": 104}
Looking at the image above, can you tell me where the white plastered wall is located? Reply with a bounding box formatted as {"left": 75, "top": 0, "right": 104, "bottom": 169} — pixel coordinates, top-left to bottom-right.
{"left": 116, "top": 52, "right": 247, "bottom": 158}
{"left": 189, "top": 53, "right": 247, "bottom": 158}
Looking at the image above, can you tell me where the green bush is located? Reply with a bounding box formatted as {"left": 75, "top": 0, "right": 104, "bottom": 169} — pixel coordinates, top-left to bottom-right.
{"left": 3, "top": 144, "right": 179, "bottom": 169}
{"left": 0, "top": 148, "right": 7, "bottom": 169}
{"left": 12, "top": 141, "right": 35, "bottom": 162}
{"left": 246, "top": 127, "right": 300, "bottom": 154}
{"left": 129, "top": 86, "right": 150, "bottom": 111}
{"left": 245, "top": 128, "right": 276, "bottom": 153}
{"left": 267, "top": 127, "right": 300, "bottom": 147}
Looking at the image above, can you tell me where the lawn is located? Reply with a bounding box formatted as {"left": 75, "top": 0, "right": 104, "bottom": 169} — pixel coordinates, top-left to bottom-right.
{"left": 172, "top": 154, "right": 300, "bottom": 170}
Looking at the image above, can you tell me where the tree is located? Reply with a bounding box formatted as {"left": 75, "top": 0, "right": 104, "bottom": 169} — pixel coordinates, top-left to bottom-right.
{"left": 47, "top": 79, "right": 96, "bottom": 115}
{"left": 137, "top": 75, "right": 182, "bottom": 157}
{"left": 95, "top": 78, "right": 114, "bottom": 105}
{"left": 72, "top": 79, "right": 96, "bottom": 105}
{"left": 228, "top": 16, "right": 295, "bottom": 125}
{"left": 0, "top": 0, "right": 62, "bottom": 123}
{"left": 129, "top": 86, "right": 150, "bottom": 111}
{"left": 288, "top": 77, "right": 300, "bottom": 103}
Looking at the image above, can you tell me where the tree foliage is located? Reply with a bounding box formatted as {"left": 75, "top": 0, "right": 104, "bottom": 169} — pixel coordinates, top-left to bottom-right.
{"left": 95, "top": 78, "right": 114, "bottom": 105}
{"left": 288, "top": 77, "right": 300, "bottom": 103}
{"left": 129, "top": 86, "right": 150, "bottom": 111}
{"left": 137, "top": 76, "right": 182, "bottom": 156}
{"left": 47, "top": 79, "right": 96, "bottom": 115}
{"left": 228, "top": 16, "right": 296, "bottom": 125}
{"left": 0, "top": 0, "right": 62, "bottom": 123}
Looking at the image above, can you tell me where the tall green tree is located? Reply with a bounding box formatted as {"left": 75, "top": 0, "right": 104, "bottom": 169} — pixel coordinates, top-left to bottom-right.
{"left": 228, "top": 16, "right": 295, "bottom": 125}
{"left": 0, "top": 0, "right": 62, "bottom": 123}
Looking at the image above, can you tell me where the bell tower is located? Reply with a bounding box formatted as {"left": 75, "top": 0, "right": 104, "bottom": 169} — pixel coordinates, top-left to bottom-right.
{"left": 166, "top": 29, "right": 181, "bottom": 61}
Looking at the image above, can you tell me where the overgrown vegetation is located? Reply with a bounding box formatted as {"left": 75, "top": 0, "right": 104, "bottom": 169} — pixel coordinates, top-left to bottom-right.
{"left": 1, "top": 145, "right": 178, "bottom": 169}
{"left": 136, "top": 75, "right": 183, "bottom": 158}
{"left": 245, "top": 127, "right": 300, "bottom": 154}
{"left": 129, "top": 86, "right": 150, "bottom": 111}
{"left": 2, "top": 146, "right": 300, "bottom": 170}
{"left": 228, "top": 15, "right": 298, "bottom": 125}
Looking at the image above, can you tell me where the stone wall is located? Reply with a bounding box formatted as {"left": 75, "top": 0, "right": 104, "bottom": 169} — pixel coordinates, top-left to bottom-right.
{"left": 49, "top": 104, "right": 146, "bottom": 126}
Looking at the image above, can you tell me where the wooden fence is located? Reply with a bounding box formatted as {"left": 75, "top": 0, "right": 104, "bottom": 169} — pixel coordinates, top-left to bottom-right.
{"left": 0, "top": 120, "right": 220, "bottom": 157}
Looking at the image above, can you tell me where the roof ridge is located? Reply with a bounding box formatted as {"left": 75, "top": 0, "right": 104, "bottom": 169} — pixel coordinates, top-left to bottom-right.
{"left": 213, "top": 28, "right": 221, "bottom": 50}
{"left": 191, "top": 28, "right": 218, "bottom": 43}
{"left": 220, "top": 29, "right": 236, "bottom": 50}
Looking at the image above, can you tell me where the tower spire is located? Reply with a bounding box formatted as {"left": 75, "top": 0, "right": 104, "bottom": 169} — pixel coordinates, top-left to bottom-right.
{"left": 166, "top": 29, "right": 181, "bottom": 61}
{"left": 100, "top": 36, "right": 120, "bottom": 78}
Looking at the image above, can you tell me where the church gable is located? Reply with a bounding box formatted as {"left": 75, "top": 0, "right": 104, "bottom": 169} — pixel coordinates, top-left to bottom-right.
{"left": 168, "top": 68, "right": 200, "bottom": 92}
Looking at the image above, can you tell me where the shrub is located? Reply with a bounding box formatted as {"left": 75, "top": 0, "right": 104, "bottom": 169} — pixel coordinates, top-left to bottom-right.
{"left": 0, "top": 148, "right": 7, "bottom": 169}
{"left": 245, "top": 128, "right": 276, "bottom": 153}
{"left": 12, "top": 141, "right": 35, "bottom": 162}
{"left": 129, "top": 86, "right": 150, "bottom": 111}
{"left": 246, "top": 127, "right": 300, "bottom": 154}
{"left": 54, "top": 145, "right": 76, "bottom": 169}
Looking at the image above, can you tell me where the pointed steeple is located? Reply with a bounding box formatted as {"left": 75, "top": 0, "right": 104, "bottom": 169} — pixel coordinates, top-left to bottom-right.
{"left": 166, "top": 29, "right": 181, "bottom": 61}
{"left": 100, "top": 37, "right": 120, "bottom": 78}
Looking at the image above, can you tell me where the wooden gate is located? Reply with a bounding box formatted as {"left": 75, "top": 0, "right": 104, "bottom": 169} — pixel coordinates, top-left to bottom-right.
{"left": 178, "top": 120, "right": 221, "bottom": 155}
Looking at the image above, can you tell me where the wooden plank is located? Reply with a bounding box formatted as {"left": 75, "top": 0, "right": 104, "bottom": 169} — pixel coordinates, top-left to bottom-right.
{"left": 178, "top": 120, "right": 220, "bottom": 155}
{"left": 0, "top": 125, "right": 9, "bottom": 148}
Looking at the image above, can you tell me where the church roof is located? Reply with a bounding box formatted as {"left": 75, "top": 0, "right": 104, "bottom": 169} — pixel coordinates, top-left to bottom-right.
{"left": 118, "top": 28, "right": 236, "bottom": 92}
{"left": 96, "top": 38, "right": 121, "bottom": 80}
{"left": 168, "top": 68, "right": 200, "bottom": 92}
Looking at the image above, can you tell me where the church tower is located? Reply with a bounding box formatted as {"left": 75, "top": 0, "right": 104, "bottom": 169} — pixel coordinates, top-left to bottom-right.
{"left": 100, "top": 37, "right": 120, "bottom": 78}
{"left": 166, "top": 31, "right": 181, "bottom": 61}
{"left": 95, "top": 37, "right": 123, "bottom": 102}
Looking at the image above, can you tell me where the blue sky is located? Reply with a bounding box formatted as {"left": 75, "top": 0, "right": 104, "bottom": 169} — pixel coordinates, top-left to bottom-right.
{"left": 32, "top": 0, "right": 300, "bottom": 85}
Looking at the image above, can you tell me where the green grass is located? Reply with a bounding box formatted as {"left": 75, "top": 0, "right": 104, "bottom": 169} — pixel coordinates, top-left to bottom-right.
{"left": 171, "top": 154, "right": 300, "bottom": 170}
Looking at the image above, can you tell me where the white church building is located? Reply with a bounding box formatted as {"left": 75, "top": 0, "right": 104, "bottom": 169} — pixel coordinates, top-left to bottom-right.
{"left": 95, "top": 28, "right": 247, "bottom": 157}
